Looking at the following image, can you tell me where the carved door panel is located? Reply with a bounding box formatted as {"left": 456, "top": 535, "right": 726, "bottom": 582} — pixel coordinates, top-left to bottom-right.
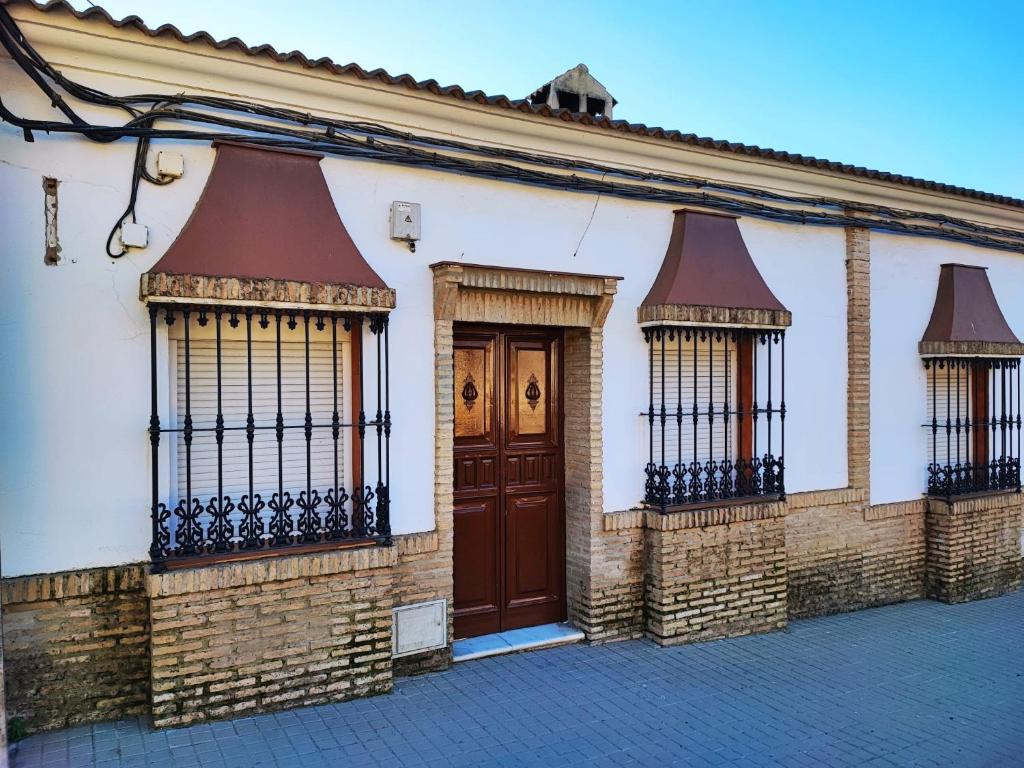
{"left": 453, "top": 327, "right": 565, "bottom": 639}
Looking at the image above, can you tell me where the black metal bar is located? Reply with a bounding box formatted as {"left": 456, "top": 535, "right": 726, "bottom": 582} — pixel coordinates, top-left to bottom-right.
{"left": 955, "top": 360, "right": 961, "bottom": 490}
{"left": 647, "top": 328, "right": 653, "bottom": 503}
{"left": 691, "top": 329, "right": 698, "bottom": 502}
{"left": 945, "top": 359, "right": 951, "bottom": 476}
{"left": 766, "top": 332, "right": 773, "bottom": 464}
{"left": 675, "top": 327, "right": 682, "bottom": 504}
{"left": 931, "top": 358, "right": 937, "bottom": 486}
{"left": 987, "top": 362, "right": 995, "bottom": 487}
{"left": 375, "top": 316, "right": 384, "bottom": 537}
{"left": 380, "top": 315, "right": 392, "bottom": 544}
{"left": 239, "top": 307, "right": 263, "bottom": 549}
{"left": 724, "top": 330, "right": 730, "bottom": 484}
{"left": 707, "top": 331, "right": 714, "bottom": 496}
{"left": 356, "top": 317, "right": 368, "bottom": 535}
{"left": 269, "top": 309, "right": 293, "bottom": 546}
{"left": 209, "top": 307, "right": 232, "bottom": 552}
{"left": 183, "top": 308, "right": 192, "bottom": 516}
{"left": 752, "top": 331, "right": 758, "bottom": 471}
{"left": 779, "top": 330, "right": 786, "bottom": 498}
{"left": 148, "top": 304, "right": 165, "bottom": 564}
{"left": 659, "top": 329, "right": 666, "bottom": 489}
{"left": 297, "top": 311, "right": 321, "bottom": 542}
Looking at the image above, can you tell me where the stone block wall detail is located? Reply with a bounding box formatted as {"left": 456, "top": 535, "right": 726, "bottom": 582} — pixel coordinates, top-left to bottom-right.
{"left": 643, "top": 501, "right": 788, "bottom": 645}
{"left": 1, "top": 566, "right": 149, "bottom": 733}
{"left": 147, "top": 547, "right": 395, "bottom": 728}
{"left": 925, "top": 492, "right": 1023, "bottom": 603}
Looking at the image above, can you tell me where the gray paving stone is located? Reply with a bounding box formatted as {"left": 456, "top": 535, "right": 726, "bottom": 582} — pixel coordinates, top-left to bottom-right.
{"left": 9, "top": 591, "right": 1024, "bottom": 767}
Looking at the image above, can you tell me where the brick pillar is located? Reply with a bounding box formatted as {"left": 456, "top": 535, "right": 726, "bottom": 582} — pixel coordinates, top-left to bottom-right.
{"left": 926, "top": 492, "right": 1023, "bottom": 603}
{"left": 563, "top": 328, "right": 600, "bottom": 633}
{"left": 846, "top": 225, "right": 871, "bottom": 495}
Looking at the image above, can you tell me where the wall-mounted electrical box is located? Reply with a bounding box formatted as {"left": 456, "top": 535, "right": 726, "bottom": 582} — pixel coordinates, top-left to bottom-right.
{"left": 390, "top": 201, "right": 421, "bottom": 250}
{"left": 120, "top": 222, "right": 149, "bottom": 249}
{"left": 156, "top": 151, "right": 185, "bottom": 179}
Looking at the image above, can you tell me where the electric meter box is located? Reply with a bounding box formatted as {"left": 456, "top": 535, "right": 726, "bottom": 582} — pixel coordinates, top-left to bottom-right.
{"left": 390, "top": 201, "right": 421, "bottom": 242}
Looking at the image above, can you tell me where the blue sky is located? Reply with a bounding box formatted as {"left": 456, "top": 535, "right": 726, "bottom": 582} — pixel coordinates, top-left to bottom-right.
{"left": 69, "top": 0, "right": 1024, "bottom": 198}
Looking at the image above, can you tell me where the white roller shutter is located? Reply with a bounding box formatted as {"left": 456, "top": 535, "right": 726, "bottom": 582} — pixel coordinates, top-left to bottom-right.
{"left": 651, "top": 337, "right": 736, "bottom": 468}
{"left": 926, "top": 363, "right": 971, "bottom": 467}
{"left": 171, "top": 337, "right": 346, "bottom": 507}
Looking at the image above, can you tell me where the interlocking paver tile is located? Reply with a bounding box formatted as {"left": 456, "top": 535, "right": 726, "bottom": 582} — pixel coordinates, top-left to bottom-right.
{"left": 8, "top": 591, "right": 1024, "bottom": 767}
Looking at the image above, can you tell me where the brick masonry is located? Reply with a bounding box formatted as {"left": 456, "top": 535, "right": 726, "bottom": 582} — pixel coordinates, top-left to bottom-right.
{"left": 564, "top": 328, "right": 644, "bottom": 643}
{"left": 643, "top": 502, "right": 788, "bottom": 645}
{"left": 786, "top": 491, "right": 926, "bottom": 617}
{"left": 392, "top": 531, "right": 453, "bottom": 677}
{"left": 926, "top": 492, "right": 1023, "bottom": 603}
{"left": 784, "top": 227, "right": 927, "bottom": 618}
{"left": 146, "top": 547, "right": 395, "bottom": 728}
{"left": 0, "top": 566, "right": 149, "bottom": 733}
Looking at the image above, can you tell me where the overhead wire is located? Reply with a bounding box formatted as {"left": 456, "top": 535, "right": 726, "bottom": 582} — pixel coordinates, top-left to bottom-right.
{"left": 1, "top": 5, "right": 1021, "bottom": 257}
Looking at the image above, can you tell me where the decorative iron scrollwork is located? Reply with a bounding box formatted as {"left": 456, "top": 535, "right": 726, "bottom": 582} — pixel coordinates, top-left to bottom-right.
{"left": 461, "top": 374, "right": 479, "bottom": 411}
{"left": 525, "top": 373, "right": 541, "bottom": 411}
{"left": 147, "top": 305, "right": 393, "bottom": 570}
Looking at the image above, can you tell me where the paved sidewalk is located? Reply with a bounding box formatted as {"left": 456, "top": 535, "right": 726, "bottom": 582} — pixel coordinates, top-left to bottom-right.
{"left": 9, "top": 591, "right": 1024, "bottom": 768}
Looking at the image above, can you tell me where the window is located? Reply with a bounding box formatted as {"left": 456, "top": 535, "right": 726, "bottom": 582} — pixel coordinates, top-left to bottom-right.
{"left": 642, "top": 326, "right": 785, "bottom": 509}
{"left": 924, "top": 357, "right": 1021, "bottom": 497}
{"left": 147, "top": 304, "right": 391, "bottom": 567}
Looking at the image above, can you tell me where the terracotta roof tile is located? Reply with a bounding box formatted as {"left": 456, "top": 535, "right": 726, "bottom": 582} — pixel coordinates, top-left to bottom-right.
{"left": 6, "top": 0, "right": 1023, "bottom": 210}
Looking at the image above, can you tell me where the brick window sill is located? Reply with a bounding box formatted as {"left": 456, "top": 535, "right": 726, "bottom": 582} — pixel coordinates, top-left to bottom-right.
{"left": 156, "top": 537, "right": 388, "bottom": 573}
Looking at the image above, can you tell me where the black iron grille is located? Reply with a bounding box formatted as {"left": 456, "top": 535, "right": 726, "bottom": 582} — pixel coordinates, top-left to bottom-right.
{"left": 641, "top": 326, "right": 785, "bottom": 510}
{"left": 924, "top": 357, "right": 1021, "bottom": 498}
{"left": 147, "top": 304, "right": 391, "bottom": 569}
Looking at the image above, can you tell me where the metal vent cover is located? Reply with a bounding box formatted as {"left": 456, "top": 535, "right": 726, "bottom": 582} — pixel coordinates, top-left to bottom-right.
{"left": 393, "top": 599, "right": 447, "bottom": 658}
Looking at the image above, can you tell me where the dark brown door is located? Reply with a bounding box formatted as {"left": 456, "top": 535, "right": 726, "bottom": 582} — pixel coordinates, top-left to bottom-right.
{"left": 452, "top": 326, "right": 565, "bottom": 639}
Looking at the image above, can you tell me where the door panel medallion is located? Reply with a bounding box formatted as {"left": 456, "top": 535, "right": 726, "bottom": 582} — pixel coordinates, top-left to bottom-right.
{"left": 454, "top": 346, "right": 491, "bottom": 439}
{"left": 515, "top": 348, "right": 548, "bottom": 435}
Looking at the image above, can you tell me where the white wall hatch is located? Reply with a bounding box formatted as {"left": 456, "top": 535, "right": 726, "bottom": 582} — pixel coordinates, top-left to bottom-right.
{"left": 392, "top": 599, "right": 447, "bottom": 658}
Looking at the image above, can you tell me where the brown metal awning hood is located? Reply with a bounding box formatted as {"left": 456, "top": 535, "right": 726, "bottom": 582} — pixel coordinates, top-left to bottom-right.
{"left": 638, "top": 210, "right": 790, "bottom": 328}
{"left": 919, "top": 264, "right": 1023, "bottom": 356}
{"left": 140, "top": 142, "right": 394, "bottom": 311}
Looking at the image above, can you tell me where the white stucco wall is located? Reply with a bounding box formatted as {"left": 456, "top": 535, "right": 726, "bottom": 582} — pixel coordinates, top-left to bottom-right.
{"left": 870, "top": 233, "right": 1024, "bottom": 505}
{"left": 0, "top": 23, "right": 884, "bottom": 577}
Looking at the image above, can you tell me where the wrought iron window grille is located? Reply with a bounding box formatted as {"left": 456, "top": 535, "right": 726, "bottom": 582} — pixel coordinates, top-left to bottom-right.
{"left": 923, "top": 357, "right": 1021, "bottom": 499}
{"left": 641, "top": 325, "right": 785, "bottom": 511}
{"left": 147, "top": 304, "right": 391, "bottom": 571}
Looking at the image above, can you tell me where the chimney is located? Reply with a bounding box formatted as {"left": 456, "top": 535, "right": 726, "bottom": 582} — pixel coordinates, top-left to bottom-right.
{"left": 527, "top": 63, "right": 616, "bottom": 119}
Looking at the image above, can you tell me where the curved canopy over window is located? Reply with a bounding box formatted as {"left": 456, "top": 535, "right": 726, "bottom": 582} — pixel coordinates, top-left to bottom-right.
{"left": 639, "top": 209, "right": 790, "bottom": 329}
{"left": 920, "top": 263, "right": 1024, "bottom": 357}
{"left": 140, "top": 142, "right": 395, "bottom": 312}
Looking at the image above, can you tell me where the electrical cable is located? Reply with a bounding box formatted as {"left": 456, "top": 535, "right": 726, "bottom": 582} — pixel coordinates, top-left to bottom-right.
{"left": 1, "top": 5, "right": 1021, "bottom": 256}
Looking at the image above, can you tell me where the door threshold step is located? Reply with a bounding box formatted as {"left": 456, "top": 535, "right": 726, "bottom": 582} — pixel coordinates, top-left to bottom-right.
{"left": 453, "top": 622, "right": 584, "bottom": 662}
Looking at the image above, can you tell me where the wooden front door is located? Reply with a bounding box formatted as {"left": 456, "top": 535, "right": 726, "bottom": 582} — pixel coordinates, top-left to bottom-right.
{"left": 452, "top": 326, "right": 565, "bottom": 639}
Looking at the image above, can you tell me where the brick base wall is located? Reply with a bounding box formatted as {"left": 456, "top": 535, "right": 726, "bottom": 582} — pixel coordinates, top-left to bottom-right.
{"left": 392, "top": 532, "right": 453, "bottom": 677}
{"left": 926, "top": 492, "right": 1023, "bottom": 603}
{"left": 0, "top": 566, "right": 149, "bottom": 733}
{"left": 786, "top": 491, "right": 926, "bottom": 618}
{"left": 643, "top": 502, "right": 787, "bottom": 645}
{"left": 147, "top": 547, "right": 395, "bottom": 728}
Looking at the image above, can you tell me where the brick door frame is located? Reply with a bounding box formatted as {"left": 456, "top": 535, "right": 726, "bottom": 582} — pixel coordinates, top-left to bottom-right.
{"left": 430, "top": 263, "right": 620, "bottom": 638}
